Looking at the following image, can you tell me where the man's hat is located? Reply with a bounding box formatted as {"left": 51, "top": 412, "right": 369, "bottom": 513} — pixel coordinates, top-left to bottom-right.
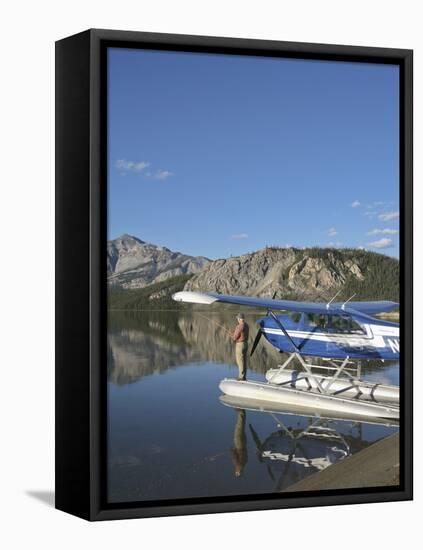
{"left": 237, "top": 312, "right": 245, "bottom": 320}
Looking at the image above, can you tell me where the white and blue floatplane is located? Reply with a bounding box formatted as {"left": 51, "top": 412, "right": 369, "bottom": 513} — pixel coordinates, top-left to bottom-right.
{"left": 172, "top": 290, "right": 400, "bottom": 420}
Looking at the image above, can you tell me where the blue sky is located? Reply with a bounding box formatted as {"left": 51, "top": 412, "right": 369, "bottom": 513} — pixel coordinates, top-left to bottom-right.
{"left": 108, "top": 48, "right": 399, "bottom": 259}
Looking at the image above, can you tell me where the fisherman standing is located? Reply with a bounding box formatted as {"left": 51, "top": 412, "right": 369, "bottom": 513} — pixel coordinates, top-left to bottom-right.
{"left": 232, "top": 313, "right": 249, "bottom": 381}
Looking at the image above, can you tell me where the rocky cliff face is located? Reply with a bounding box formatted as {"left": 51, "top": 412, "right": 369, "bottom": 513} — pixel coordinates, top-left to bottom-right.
{"left": 184, "top": 247, "right": 366, "bottom": 301}
{"left": 107, "top": 234, "right": 210, "bottom": 289}
{"left": 108, "top": 236, "right": 398, "bottom": 302}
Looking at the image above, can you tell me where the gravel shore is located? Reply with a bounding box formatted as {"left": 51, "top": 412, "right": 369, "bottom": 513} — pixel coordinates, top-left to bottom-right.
{"left": 284, "top": 431, "right": 400, "bottom": 492}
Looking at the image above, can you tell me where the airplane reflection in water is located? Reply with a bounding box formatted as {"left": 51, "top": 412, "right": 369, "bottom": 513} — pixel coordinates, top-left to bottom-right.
{"left": 224, "top": 396, "right": 398, "bottom": 490}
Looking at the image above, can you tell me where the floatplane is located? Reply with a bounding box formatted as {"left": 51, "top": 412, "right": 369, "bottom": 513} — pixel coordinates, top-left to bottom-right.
{"left": 172, "top": 290, "right": 400, "bottom": 420}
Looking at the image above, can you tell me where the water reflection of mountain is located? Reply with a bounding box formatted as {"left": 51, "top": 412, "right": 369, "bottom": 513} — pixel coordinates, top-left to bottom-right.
{"left": 108, "top": 312, "right": 202, "bottom": 384}
{"left": 108, "top": 311, "right": 281, "bottom": 384}
{"left": 177, "top": 314, "right": 283, "bottom": 372}
{"left": 108, "top": 311, "right": 396, "bottom": 385}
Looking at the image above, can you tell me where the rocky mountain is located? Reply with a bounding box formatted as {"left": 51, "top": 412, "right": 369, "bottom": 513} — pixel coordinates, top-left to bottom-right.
{"left": 107, "top": 234, "right": 210, "bottom": 289}
{"left": 107, "top": 236, "right": 399, "bottom": 303}
{"left": 183, "top": 246, "right": 399, "bottom": 302}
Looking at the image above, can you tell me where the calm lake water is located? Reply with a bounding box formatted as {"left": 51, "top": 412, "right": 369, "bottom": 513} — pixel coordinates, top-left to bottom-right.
{"left": 107, "top": 310, "right": 399, "bottom": 503}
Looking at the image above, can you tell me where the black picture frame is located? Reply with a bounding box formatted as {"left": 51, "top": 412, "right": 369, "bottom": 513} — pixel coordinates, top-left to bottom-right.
{"left": 55, "top": 28, "right": 413, "bottom": 521}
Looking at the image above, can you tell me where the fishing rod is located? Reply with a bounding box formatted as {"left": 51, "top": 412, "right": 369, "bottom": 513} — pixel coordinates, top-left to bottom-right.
{"left": 195, "top": 311, "right": 234, "bottom": 336}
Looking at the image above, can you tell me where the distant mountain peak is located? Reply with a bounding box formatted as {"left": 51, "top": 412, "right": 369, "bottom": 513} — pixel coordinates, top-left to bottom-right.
{"left": 107, "top": 234, "right": 210, "bottom": 289}
{"left": 114, "top": 233, "right": 145, "bottom": 244}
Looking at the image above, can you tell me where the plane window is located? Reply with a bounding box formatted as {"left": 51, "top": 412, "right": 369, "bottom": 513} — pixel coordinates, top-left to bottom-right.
{"left": 288, "top": 312, "right": 301, "bottom": 323}
{"left": 304, "top": 314, "right": 317, "bottom": 327}
{"left": 304, "top": 314, "right": 330, "bottom": 330}
{"left": 303, "top": 313, "right": 365, "bottom": 334}
{"left": 330, "top": 315, "right": 365, "bottom": 334}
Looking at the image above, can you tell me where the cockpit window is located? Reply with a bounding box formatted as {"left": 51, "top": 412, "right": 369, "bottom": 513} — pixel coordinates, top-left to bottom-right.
{"left": 331, "top": 315, "right": 365, "bottom": 334}
{"left": 288, "top": 312, "right": 302, "bottom": 323}
{"left": 304, "top": 313, "right": 330, "bottom": 328}
{"left": 303, "top": 313, "right": 365, "bottom": 334}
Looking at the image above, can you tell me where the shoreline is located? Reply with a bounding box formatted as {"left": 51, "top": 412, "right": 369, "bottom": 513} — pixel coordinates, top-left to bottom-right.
{"left": 283, "top": 431, "right": 400, "bottom": 492}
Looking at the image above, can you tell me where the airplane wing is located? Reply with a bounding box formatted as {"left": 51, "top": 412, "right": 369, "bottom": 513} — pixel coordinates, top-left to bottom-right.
{"left": 343, "top": 301, "right": 399, "bottom": 315}
{"left": 172, "top": 291, "right": 399, "bottom": 316}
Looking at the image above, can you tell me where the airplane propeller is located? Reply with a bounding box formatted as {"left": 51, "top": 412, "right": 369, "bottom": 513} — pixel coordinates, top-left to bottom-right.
{"left": 250, "top": 291, "right": 277, "bottom": 358}
{"left": 250, "top": 328, "right": 263, "bottom": 357}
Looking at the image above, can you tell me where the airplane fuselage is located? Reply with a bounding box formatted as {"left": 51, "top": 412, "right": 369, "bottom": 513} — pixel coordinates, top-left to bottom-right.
{"left": 259, "top": 313, "right": 400, "bottom": 361}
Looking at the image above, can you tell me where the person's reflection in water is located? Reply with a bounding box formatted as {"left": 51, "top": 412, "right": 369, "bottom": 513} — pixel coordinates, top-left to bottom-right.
{"left": 230, "top": 409, "right": 248, "bottom": 477}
